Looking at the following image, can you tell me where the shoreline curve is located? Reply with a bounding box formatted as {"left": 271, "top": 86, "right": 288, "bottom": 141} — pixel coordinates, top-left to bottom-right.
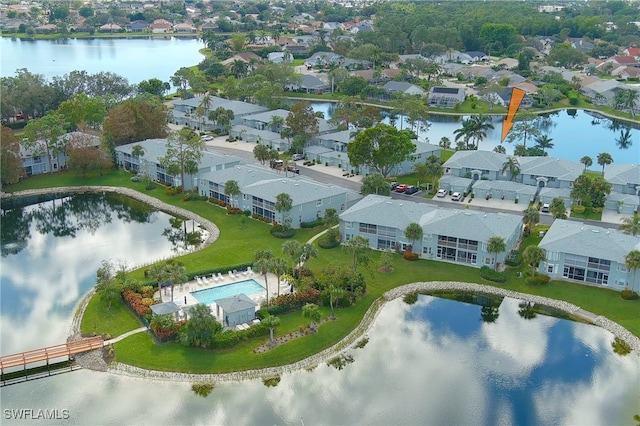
{"left": 107, "top": 281, "right": 640, "bottom": 384}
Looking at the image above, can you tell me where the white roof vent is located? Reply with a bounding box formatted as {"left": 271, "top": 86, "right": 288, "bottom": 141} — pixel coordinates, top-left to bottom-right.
{"left": 591, "top": 229, "right": 599, "bottom": 233}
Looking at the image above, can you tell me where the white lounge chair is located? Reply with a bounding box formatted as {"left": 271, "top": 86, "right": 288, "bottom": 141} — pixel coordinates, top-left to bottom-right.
{"left": 217, "top": 272, "right": 223, "bottom": 281}
{"left": 211, "top": 274, "right": 218, "bottom": 282}
{"left": 242, "top": 269, "right": 249, "bottom": 276}
{"left": 196, "top": 276, "right": 204, "bottom": 286}
{"left": 228, "top": 271, "right": 235, "bottom": 280}
{"left": 247, "top": 266, "right": 253, "bottom": 276}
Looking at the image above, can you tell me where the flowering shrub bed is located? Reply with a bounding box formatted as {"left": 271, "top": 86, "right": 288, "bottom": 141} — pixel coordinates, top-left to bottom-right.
{"left": 266, "top": 289, "right": 322, "bottom": 313}
{"left": 525, "top": 274, "right": 550, "bottom": 286}
{"left": 621, "top": 288, "right": 639, "bottom": 300}
{"left": 123, "top": 290, "right": 152, "bottom": 318}
{"left": 209, "top": 198, "right": 227, "bottom": 207}
{"left": 403, "top": 250, "right": 419, "bottom": 261}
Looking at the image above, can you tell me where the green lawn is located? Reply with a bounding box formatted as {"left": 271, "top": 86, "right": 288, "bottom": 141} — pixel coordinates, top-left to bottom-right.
{"left": 570, "top": 208, "right": 603, "bottom": 221}
{"left": 7, "top": 171, "right": 640, "bottom": 374}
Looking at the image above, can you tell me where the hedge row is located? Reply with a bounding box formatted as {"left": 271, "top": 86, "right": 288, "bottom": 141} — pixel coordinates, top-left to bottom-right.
{"left": 480, "top": 266, "right": 507, "bottom": 283}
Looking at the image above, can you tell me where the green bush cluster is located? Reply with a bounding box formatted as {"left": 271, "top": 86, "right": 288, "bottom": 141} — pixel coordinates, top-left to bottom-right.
{"left": 130, "top": 175, "right": 141, "bottom": 182}
{"left": 226, "top": 205, "right": 243, "bottom": 215}
{"left": 209, "top": 198, "right": 226, "bottom": 207}
{"left": 480, "top": 266, "right": 507, "bottom": 283}
{"left": 572, "top": 204, "right": 586, "bottom": 214}
{"left": 620, "top": 288, "right": 639, "bottom": 300}
{"left": 300, "top": 218, "right": 323, "bottom": 228}
{"left": 165, "top": 187, "right": 181, "bottom": 196}
{"left": 270, "top": 225, "right": 295, "bottom": 238}
{"left": 526, "top": 274, "right": 550, "bottom": 285}
{"left": 181, "top": 192, "right": 203, "bottom": 202}
{"left": 318, "top": 234, "right": 340, "bottom": 249}
{"left": 269, "top": 288, "right": 322, "bottom": 312}
{"left": 212, "top": 324, "right": 269, "bottom": 348}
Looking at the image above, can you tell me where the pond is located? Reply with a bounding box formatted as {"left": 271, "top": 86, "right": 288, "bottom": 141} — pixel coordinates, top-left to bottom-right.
{"left": 0, "top": 192, "right": 200, "bottom": 355}
{"left": 0, "top": 292, "right": 637, "bottom": 425}
{"left": 1, "top": 36, "right": 204, "bottom": 85}
{"left": 311, "top": 102, "right": 640, "bottom": 165}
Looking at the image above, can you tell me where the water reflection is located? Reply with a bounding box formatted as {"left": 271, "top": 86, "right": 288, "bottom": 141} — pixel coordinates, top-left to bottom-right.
{"left": 1, "top": 295, "right": 637, "bottom": 425}
{"left": 0, "top": 193, "right": 182, "bottom": 354}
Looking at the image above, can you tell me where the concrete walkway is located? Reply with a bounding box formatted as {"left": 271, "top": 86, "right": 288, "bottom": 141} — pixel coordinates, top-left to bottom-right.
{"left": 104, "top": 327, "right": 148, "bottom": 345}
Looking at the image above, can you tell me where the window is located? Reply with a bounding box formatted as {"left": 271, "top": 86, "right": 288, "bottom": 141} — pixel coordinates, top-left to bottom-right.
{"left": 316, "top": 199, "right": 322, "bottom": 207}
{"left": 563, "top": 266, "right": 585, "bottom": 281}
{"left": 340, "top": 204, "right": 345, "bottom": 211}
{"left": 618, "top": 264, "right": 628, "bottom": 272}
{"left": 359, "top": 223, "right": 377, "bottom": 234}
{"left": 547, "top": 264, "right": 554, "bottom": 274}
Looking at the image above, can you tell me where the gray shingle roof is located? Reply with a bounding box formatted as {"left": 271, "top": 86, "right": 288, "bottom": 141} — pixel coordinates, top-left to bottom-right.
{"left": 150, "top": 301, "right": 180, "bottom": 316}
{"left": 539, "top": 219, "right": 640, "bottom": 263}
{"left": 518, "top": 157, "right": 583, "bottom": 181}
{"left": 538, "top": 186, "right": 572, "bottom": 198}
{"left": 340, "top": 195, "right": 522, "bottom": 243}
{"left": 443, "top": 150, "right": 508, "bottom": 172}
{"left": 169, "top": 96, "right": 268, "bottom": 116}
{"left": 438, "top": 175, "right": 474, "bottom": 187}
{"left": 199, "top": 164, "right": 279, "bottom": 187}
{"left": 215, "top": 293, "right": 257, "bottom": 312}
{"left": 242, "top": 109, "right": 290, "bottom": 124}
{"left": 605, "top": 164, "right": 640, "bottom": 186}
{"left": 318, "top": 130, "right": 352, "bottom": 144}
{"left": 243, "top": 177, "right": 357, "bottom": 205}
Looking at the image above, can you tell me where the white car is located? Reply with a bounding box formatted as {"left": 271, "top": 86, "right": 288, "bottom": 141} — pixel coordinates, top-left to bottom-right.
{"left": 451, "top": 192, "right": 462, "bottom": 201}
{"left": 436, "top": 189, "right": 447, "bottom": 198}
{"left": 541, "top": 203, "right": 550, "bottom": 213}
{"left": 201, "top": 135, "right": 214, "bottom": 141}
{"left": 292, "top": 153, "right": 304, "bottom": 161}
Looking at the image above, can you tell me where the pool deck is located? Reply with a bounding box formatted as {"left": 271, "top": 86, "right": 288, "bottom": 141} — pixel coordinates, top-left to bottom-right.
{"left": 157, "top": 271, "right": 289, "bottom": 322}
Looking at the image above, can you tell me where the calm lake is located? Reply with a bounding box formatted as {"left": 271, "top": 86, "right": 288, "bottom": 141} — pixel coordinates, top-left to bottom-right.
{"left": 1, "top": 195, "right": 639, "bottom": 424}
{"left": 0, "top": 36, "right": 204, "bottom": 85}
{"left": 313, "top": 102, "right": 640, "bottom": 165}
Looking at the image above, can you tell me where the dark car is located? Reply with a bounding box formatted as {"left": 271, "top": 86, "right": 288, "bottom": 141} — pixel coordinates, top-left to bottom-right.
{"left": 405, "top": 185, "right": 419, "bottom": 195}
{"left": 390, "top": 182, "right": 399, "bottom": 190}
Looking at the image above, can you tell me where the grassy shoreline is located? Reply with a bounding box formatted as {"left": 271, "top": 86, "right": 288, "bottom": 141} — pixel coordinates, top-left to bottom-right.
{"left": 4, "top": 171, "right": 639, "bottom": 374}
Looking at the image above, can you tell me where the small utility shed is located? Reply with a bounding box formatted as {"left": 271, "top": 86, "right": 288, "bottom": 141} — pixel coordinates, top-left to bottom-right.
{"left": 150, "top": 301, "right": 181, "bottom": 319}
{"left": 215, "top": 294, "right": 257, "bottom": 326}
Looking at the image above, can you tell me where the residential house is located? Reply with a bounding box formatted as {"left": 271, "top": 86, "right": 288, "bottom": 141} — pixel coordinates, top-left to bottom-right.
{"left": 483, "top": 87, "right": 534, "bottom": 109}
{"left": 518, "top": 156, "right": 584, "bottom": 189}
{"left": 437, "top": 175, "right": 474, "bottom": 195}
{"left": 567, "top": 38, "right": 594, "bottom": 52}
{"left": 220, "top": 52, "right": 262, "bottom": 68}
{"left": 459, "top": 66, "right": 493, "bottom": 80}
{"left": 35, "top": 24, "right": 57, "bottom": 34}
{"left": 383, "top": 81, "right": 425, "bottom": 97}
{"left": 538, "top": 219, "right": 640, "bottom": 290}
{"left": 100, "top": 23, "right": 122, "bottom": 32}
{"left": 605, "top": 164, "right": 640, "bottom": 196}
{"left": 339, "top": 195, "right": 523, "bottom": 268}
{"left": 169, "top": 96, "right": 268, "bottom": 131}
{"left": 443, "top": 150, "right": 508, "bottom": 182}
{"left": 488, "top": 70, "right": 526, "bottom": 87}
{"left": 286, "top": 74, "right": 330, "bottom": 94}
{"left": 174, "top": 22, "right": 197, "bottom": 33}
{"left": 605, "top": 192, "right": 639, "bottom": 215}
{"left": 267, "top": 51, "right": 293, "bottom": 64}
{"left": 115, "top": 139, "right": 243, "bottom": 190}
{"left": 428, "top": 87, "right": 466, "bottom": 108}
{"left": 197, "top": 164, "right": 361, "bottom": 227}
{"left": 496, "top": 58, "right": 519, "bottom": 70}
{"left": 618, "top": 67, "right": 640, "bottom": 80}
{"left": 21, "top": 132, "right": 100, "bottom": 176}
{"left": 150, "top": 19, "right": 173, "bottom": 33}
{"left": 580, "top": 79, "right": 623, "bottom": 105}
{"left": 622, "top": 47, "right": 640, "bottom": 58}
{"left": 350, "top": 68, "right": 401, "bottom": 84}
{"left": 125, "top": 20, "right": 148, "bottom": 32}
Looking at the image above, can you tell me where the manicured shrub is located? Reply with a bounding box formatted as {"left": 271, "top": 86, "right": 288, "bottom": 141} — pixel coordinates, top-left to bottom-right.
{"left": 480, "top": 266, "right": 507, "bottom": 283}
{"left": 403, "top": 250, "right": 419, "bottom": 261}
{"left": 226, "top": 205, "right": 243, "bottom": 215}
{"left": 300, "top": 218, "right": 323, "bottom": 228}
{"left": 318, "top": 234, "right": 340, "bottom": 249}
{"left": 130, "top": 175, "right": 141, "bottom": 182}
{"left": 620, "top": 288, "right": 639, "bottom": 300}
{"left": 269, "top": 288, "right": 322, "bottom": 312}
{"left": 572, "top": 204, "right": 585, "bottom": 214}
{"left": 270, "top": 225, "right": 295, "bottom": 239}
{"left": 123, "top": 290, "right": 152, "bottom": 317}
{"left": 592, "top": 207, "right": 602, "bottom": 213}
{"left": 182, "top": 192, "right": 201, "bottom": 202}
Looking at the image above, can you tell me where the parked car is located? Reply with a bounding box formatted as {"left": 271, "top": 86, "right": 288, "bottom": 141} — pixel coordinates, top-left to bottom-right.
{"left": 436, "top": 189, "right": 447, "bottom": 198}
{"left": 541, "top": 203, "right": 550, "bottom": 213}
{"left": 390, "top": 182, "right": 399, "bottom": 190}
{"left": 405, "top": 185, "right": 419, "bottom": 195}
{"left": 451, "top": 192, "right": 462, "bottom": 201}
{"left": 292, "top": 153, "right": 304, "bottom": 161}
{"left": 201, "top": 135, "right": 214, "bottom": 141}
{"left": 395, "top": 184, "right": 409, "bottom": 193}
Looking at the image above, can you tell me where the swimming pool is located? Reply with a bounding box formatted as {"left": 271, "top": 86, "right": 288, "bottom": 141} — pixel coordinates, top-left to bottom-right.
{"left": 191, "top": 279, "right": 264, "bottom": 305}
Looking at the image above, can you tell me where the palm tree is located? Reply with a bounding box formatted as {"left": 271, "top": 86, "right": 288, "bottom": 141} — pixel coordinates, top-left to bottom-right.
{"left": 275, "top": 192, "right": 293, "bottom": 228}
{"left": 267, "top": 115, "right": 285, "bottom": 133}
{"left": 328, "top": 285, "right": 346, "bottom": 319}
{"left": 272, "top": 257, "right": 288, "bottom": 296}
{"left": 534, "top": 134, "right": 554, "bottom": 154}
{"left": 487, "top": 236, "right": 506, "bottom": 271}
{"left": 302, "top": 303, "right": 322, "bottom": 332}
{"left": 131, "top": 144, "right": 145, "bottom": 166}
{"left": 404, "top": 223, "right": 423, "bottom": 253}
{"left": 148, "top": 262, "right": 169, "bottom": 302}
{"left": 580, "top": 155, "right": 593, "bottom": 171}
{"left": 493, "top": 145, "right": 506, "bottom": 154}
{"left": 424, "top": 155, "right": 444, "bottom": 191}
{"left": 224, "top": 180, "right": 240, "bottom": 208}
{"left": 597, "top": 152, "right": 613, "bottom": 175}
{"left": 616, "top": 128, "right": 633, "bottom": 150}
{"left": 282, "top": 240, "right": 301, "bottom": 276}
{"left": 619, "top": 213, "right": 640, "bottom": 236}
{"left": 230, "top": 59, "right": 249, "bottom": 79}
{"left": 297, "top": 243, "right": 318, "bottom": 273}
{"left": 523, "top": 246, "right": 546, "bottom": 277}
{"left": 624, "top": 250, "right": 640, "bottom": 292}
{"left": 622, "top": 89, "right": 639, "bottom": 117}
{"left": 254, "top": 250, "right": 274, "bottom": 305}
{"left": 164, "top": 262, "right": 187, "bottom": 303}
{"left": 501, "top": 156, "right": 520, "bottom": 181}
{"left": 523, "top": 207, "right": 539, "bottom": 234}
{"left": 262, "top": 314, "right": 280, "bottom": 346}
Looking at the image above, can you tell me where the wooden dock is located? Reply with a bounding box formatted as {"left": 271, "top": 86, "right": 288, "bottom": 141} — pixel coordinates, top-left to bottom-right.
{"left": 0, "top": 336, "right": 104, "bottom": 382}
